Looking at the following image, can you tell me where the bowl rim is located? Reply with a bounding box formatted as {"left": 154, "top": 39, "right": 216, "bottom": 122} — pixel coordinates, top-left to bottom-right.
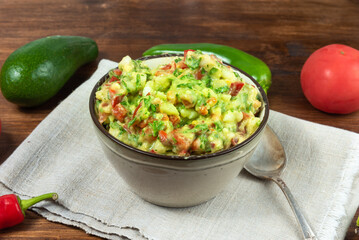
{"left": 89, "top": 53, "right": 269, "bottom": 161}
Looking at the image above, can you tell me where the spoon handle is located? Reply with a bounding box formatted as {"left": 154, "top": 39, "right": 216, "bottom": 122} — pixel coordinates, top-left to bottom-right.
{"left": 272, "top": 177, "right": 317, "bottom": 240}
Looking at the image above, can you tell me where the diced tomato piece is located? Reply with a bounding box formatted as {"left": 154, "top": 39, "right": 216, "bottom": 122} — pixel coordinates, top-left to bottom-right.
{"left": 158, "top": 130, "right": 169, "bottom": 145}
{"left": 184, "top": 49, "right": 195, "bottom": 60}
{"left": 178, "top": 150, "right": 187, "bottom": 156}
{"left": 191, "top": 138, "right": 201, "bottom": 151}
{"left": 206, "top": 97, "right": 217, "bottom": 106}
{"left": 138, "top": 120, "right": 148, "bottom": 128}
{"left": 169, "top": 115, "right": 181, "bottom": 126}
{"left": 109, "top": 76, "right": 118, "bottom": 83}
{"left": 194, "top": 69, "right": 204, "bottom": 80}
{"left": 150, "top": 149, "right": 157, "bottom": 154}
{"left": 157, "top": 63, "right": 175, "bottom": 75}
{"left": 143, "top": 127, "right": 157, "bottom": 142}
{"left": 111, "top": 95, "right": 123, "bottom": 108}
{"left": 109, "top": 88, "right": 116, "bottom": 94}
{"left": 161, "top": 64, "right": 172, "bottom": 70}
{"left": 98, "top": 112, "right": 109, "bottom": 124}
{"left": 182, "top": 99, "right": 194, "bottom": 108}
{"left": 113, "top": 69, "right": 122, "bottom": 76}
{"left": 162, "top": 114, "right": 169, "bottom": 121}
{"left": 229, "top": 82, "right": 244, "bottom": 96}
{"left": 133, "top": 102, "right": 143, "bottom": 118}
{"left": 177, "top": 61, "right": 188, "bottom": 69}
{"left": 242, "top": 112, "right": 250, "bottom": 119}
{"left": 172, "top": 130, "right": 193, "bottom": 154}
{"left": 231, "top": 137, "right": 239, "bottom": 146}
{"left": 112, "top": 104, "right": 127, "bottom": 122}
{"left": 138, "top": 116, "right": 155, "bottom": 129}
{"left": 198, "top": 105, "right": 208, "bottom": 115}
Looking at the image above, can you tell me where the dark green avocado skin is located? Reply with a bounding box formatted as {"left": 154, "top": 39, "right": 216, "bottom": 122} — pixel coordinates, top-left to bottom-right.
{"left": 0, "top": 36, "right": 98, "bottom": 107}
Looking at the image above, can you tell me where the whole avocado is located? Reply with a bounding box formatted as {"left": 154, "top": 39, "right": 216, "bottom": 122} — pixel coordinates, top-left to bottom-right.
{"left": 0, "top": 36, "right": 98, "bottom": 107}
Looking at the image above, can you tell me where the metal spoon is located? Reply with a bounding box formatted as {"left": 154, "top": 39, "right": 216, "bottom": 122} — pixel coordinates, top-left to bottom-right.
{"left": 244, "top": 125, "right": 316, "bottom": 240}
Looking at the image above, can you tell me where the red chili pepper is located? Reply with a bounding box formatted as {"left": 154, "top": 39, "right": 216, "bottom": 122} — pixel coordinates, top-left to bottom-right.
{"left": 0, "top": 193, "right": 58, "bottom": 229}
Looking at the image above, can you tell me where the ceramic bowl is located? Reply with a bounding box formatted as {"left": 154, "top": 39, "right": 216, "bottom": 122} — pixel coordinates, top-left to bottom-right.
{"left": 89, "top": 54, "right": 269, "bottom": 207}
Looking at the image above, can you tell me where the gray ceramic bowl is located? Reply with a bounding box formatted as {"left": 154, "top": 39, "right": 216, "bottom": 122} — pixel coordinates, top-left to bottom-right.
{"left": 89, "top": 54, "right": 269, "bottom": 207}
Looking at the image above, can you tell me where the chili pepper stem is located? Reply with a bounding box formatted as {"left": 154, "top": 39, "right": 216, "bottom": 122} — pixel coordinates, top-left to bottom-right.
{"left": 19, "top": 193, "right": 58, "bottom": 215}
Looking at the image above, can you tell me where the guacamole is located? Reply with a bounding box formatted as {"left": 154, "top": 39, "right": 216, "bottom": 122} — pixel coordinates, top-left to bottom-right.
{"left": 95, "top": 50, "right": 262, "bottom": 156}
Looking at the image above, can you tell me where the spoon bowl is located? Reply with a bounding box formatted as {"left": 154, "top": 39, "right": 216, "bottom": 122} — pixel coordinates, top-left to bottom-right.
{"left": 244, "top": 125, "right": 286, "bottom": 179}
{"left": 244, "top": 125, "right": 316, "bottom": 240}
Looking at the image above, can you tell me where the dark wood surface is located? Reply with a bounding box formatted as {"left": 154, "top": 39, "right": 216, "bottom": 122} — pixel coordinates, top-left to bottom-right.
{"left": 0, "top": 0, "right": 358, "bottom": 239}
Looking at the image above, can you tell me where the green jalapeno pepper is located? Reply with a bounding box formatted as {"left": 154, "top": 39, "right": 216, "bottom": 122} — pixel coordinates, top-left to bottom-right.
{"left": 143, "top": 43, "right": 272, "bottom": 94}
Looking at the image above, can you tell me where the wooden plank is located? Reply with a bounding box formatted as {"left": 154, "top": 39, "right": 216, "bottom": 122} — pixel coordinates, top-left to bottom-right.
{"left": 0, "top": 0, "right": 358, "bottom": 239}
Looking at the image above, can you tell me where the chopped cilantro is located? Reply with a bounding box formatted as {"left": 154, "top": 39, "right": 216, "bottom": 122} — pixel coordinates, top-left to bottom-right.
{"left": 149, "top": 120, "right": 165, "bottom": 137}
{"left": 143, "top": 97, "right": 151, "bottom": 108}
{"left": 110, "top": 121, "right": 120, "bottom": 129}
{"left": 177, "top": 118, "right": 189, "bottom": 128}
{"left": 199, "top": 134, "right": 210, "bottom": 151}
{"left": 121, "top": 80, "right": 131, "bottom": 92}
{"left": 201, "top": 75, "right": 213, "bottom": 88}
{"left": 191, "top": 124, "right": 209, "bottom": 133}
{"left": 118, "top": 125, "right": 126, "bottom": 135}
{"left": 215, "top": 86, "right": 230, "bottom": 94}
{"left": 196, "top": 95, "right": 206, "bottom": 107}
{"left": 214, "top": 121, "right": 223, "bottom": 131}
{"left": 173, "top": 68, "right": 181, "bottom": 77}
{"left": 180, "top": 73, "right": 195, "bottom": 81}
{"left": 136, "top": 74, "right": 141, "bottom": 90}
{"left": 150, "top": 103, "right": 157, "bottom": 112}
{"left": 185, "top": 56, "right": 201, "bottom": 70}
{"left": 245, "top": 103, "right": 253, "bottom": 113}
{"left": 95, "top": 100, "right": 101, "bottom": 109}
{"left": 128, "top": 118, "right": 137, "bottom": 127}
{"left": 177, "top": 83, "right": 194, "bottom": 89}
{"left": 209, "top": 67, "right": 218, "bottom": 76}
{"left": 128, "top": 134, "right": 139, "bottom": 144}
{"left": 121, "top": 99, "right": 128, "bottom": 106}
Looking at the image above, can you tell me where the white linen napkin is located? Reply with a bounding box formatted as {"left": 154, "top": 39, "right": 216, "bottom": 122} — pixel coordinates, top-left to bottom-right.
{"left": 0, "top": 59, "right": 358, "bottom": 240}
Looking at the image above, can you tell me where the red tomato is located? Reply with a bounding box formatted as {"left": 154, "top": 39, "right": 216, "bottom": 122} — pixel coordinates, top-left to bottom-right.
{"left": 112, "top": 104, "right": 127, "bottom": 122}
{"left": 111, "top": 95, "right": 123, "bottom": 108}
{"left": 161, "top": 64, "right": 172, "bottom": 70}
{"left": 194, "top": 69, "right": 204, "bottom": 80}
{"left": 184, "top": 49, "right": 195, "bottom": 60}
{"left": 109, "top": 76, "right": 118, "bottom": 83}
{"left": 158, "top": 130, "right": 169, "bottom": 145}
{"left": 113, "top": 69, "right": 122, "bottom": 76}
{"left": 301, "top": 44, "right": 359, "bottom": 114}
{"left": 229, "top": 82, "right": 244, "bottom": 96}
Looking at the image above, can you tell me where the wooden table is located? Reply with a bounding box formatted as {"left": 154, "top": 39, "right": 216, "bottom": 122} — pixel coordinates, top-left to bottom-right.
{"left": 0, "top": 0, "right": 358, "bottom": 239}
